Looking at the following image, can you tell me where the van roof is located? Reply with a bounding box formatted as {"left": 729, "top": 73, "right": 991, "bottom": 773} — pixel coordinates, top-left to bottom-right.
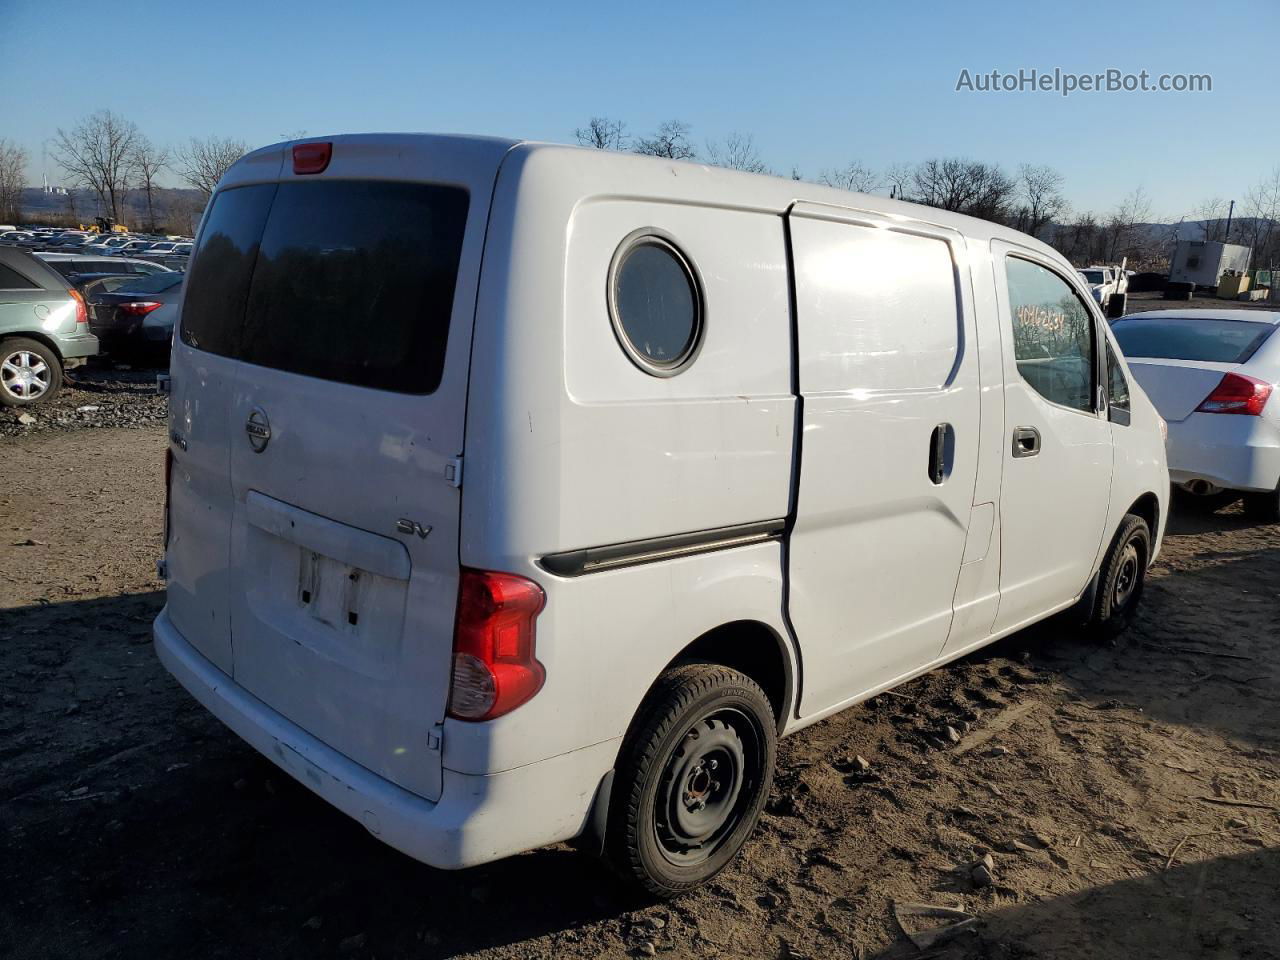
{"left": 231, "top": 132, "right": 1066, "bottom": 260}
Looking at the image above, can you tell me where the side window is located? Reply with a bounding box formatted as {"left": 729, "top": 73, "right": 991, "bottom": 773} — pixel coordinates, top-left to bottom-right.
{"left": 0, "top": 263, "right": 37, "bottom": 289}
{"left": 1006, "top": 256, "right": 1098, "bottom": 413}
{"left": 1106, "top": 340, "right": 1131, "bottom": 425}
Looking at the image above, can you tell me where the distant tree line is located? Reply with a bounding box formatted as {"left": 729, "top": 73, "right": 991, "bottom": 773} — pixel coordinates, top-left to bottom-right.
{"left": 573, "top": 115, "right": 1280, "bottom": 269}
{"left": 1, "top": 110, "right": 250, "bottom": 234}
{"left": 9, "top": 112, "right": 1280, "bottom": 269}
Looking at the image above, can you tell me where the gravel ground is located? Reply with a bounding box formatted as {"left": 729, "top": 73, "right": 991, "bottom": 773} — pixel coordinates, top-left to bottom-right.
{"left": 3, "top": 420, "right": 1279, "bottom": 959}
{"left": 0, "top": 365, "right": 167, "bottom": 439}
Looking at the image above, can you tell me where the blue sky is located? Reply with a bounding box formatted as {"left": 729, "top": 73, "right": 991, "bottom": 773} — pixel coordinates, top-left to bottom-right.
{"left": 2, "top": 0, "right": 1273, "bottom": 218}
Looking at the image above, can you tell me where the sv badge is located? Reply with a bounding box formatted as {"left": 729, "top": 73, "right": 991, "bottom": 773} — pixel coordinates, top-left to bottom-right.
{"left": 395, "top": 519, "right": 433, "bottom": 539}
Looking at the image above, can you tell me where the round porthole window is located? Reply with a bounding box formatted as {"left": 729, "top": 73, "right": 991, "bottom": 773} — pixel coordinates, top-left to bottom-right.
{"left": 608, "top": 231, "right": 704, "bottom": 376}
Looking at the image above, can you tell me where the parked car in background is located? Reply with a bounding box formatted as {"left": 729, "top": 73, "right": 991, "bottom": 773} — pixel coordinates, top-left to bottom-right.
{"left": 84, "top": 236, "right": 132, "bottom": 255}
{"left": 85, "top": 271, "right": 184, "bottom": 359}
{"left": 0, "top": 247, "right": 98, "bottom": 406}
{"left": 0, "top": 231, "right": 34, "bottom": 245}
{"left": 13, "top": 233, "right": 52, "bottom": 250}
{"left": 1078, "top": 266, "right": 1127, "bottom": 310}
{"left": 115, "top": 239, "right": 158, "bottom": 257}
{"left": 37, "top": 254, "right": 175, "bottom": 286}
{"left": 155, "top": 134, "right": 1169, "bottom": 897}
{"left": 1112, "top": 309, "right": 1280, "bottom": 521}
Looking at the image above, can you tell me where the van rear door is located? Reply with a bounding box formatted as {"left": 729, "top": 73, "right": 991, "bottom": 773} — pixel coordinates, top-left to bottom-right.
{"left": 175, "top": 136, "right": 510, "bottom": 802}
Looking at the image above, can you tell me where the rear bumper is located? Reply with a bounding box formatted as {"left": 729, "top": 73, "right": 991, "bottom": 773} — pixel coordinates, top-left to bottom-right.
{"left": 1166, "top": 414, "right": 1280, "bottom": 492}
{"left": 153, "top": 607, "right": 615, "bottom": 870}
{"left": 53, "top": 331, "right": 99, "bottom": 361}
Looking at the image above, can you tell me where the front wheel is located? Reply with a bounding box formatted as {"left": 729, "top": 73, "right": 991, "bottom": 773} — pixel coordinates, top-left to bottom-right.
{"left": 605, "top": 663, "right": 777, "bottom": 898}
{"left": 1089, "top": 513, "right": 1151, "bottom": 639}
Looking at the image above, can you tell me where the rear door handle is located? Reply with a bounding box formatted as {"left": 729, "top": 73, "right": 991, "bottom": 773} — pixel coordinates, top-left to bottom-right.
{"left": 1012, "top": 426, "right": 1041, "bottom": 458}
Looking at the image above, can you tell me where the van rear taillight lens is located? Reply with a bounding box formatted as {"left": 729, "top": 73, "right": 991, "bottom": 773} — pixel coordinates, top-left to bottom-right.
{"left": 119, "top": 301, "right": 161, "bottom": 316}
{"left": 292, "top": 141, "right": 332, "bottom": 175}
{"left": 1195, "top": 373, "right": 1273, "bottom": 416}
{"left": 447, "top": 569, "right": 546, "bottom": 721}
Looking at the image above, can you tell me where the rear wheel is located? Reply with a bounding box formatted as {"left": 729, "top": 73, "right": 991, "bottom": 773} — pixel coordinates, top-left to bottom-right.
{"left": 605, "top": 663, "right": 776, "bottom": 898}
{"left": 1243, "top": 485, "right": 1280, "bottom": 523}
{"left": 0, "top": 337, "right": 63, "bottom": 407}
{"left": 1089, "top": 513, "right": 1151, "bottom": 639}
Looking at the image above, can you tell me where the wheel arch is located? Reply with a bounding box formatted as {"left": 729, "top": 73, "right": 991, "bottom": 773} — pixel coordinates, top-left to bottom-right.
{"left": 1, "top": 330, "right": 66, "bottom": 362}
{"left": 659, "top": 618, "right": 795, "bottom": 732}
{"left": 1125, "top": 491, "right": 1160, "bottom": 563}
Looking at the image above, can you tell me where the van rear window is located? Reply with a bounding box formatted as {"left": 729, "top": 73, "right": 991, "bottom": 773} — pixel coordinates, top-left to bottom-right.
{"left": 181, "top": 180, "right": 470, "bottom": 394}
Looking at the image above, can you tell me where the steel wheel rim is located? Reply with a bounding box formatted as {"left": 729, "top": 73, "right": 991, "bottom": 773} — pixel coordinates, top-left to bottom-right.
{"left": 1, "top": 350, "right": 50, "bottom": 400}
{"left": 1114, "top": 541, "right": 1140, "bottom": 608}
{"left": 654, "top": 707, "right": 763, "bottom": 866}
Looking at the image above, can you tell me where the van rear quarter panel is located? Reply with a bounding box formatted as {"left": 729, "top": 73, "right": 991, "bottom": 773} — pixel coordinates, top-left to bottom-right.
{"left": 455, "top": 147, "right": 796, "bottom": 774}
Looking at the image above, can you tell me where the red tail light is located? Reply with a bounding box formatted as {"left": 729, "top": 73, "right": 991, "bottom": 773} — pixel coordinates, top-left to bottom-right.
{"left": 292, "top": 141, "right": 332, "bottom": 175}
{"left": 119, "top": 301, "right": 162, "bottom": 317}
{"left": 68, "top": 288, "right": 88, "bottom": 326}
{"left": 1195, "top": 372, "right": 1273, "bottom": 416}
{"left": 448, "top": 569, "right": 546, "bottom": 721}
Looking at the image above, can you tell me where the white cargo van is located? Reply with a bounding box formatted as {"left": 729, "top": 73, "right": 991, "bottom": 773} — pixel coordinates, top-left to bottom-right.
{"left": 154, "top": 134, "right": 1169, "bottom": 896}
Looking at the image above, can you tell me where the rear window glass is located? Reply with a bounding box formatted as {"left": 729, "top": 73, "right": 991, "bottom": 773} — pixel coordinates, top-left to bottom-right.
{"left": 1111, "top": 316, "right": 1275, "bottom": 363}
{"left": 118, "top": 272, "right": 184, "bottom": 294}
{"left": 181, "top": 180, "right": 469, "bottom": 395}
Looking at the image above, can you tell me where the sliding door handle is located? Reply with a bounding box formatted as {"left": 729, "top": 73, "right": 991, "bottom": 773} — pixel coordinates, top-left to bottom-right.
{"left": 928, "top": 422, "right": 954, "bottom": 484}
{"left": 1012, "top": 426, "right": 1041, "bottom": 458}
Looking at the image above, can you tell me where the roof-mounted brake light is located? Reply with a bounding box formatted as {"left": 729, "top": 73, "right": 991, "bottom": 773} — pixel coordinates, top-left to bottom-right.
{"left": 292, "top": 142, "right": 332, "bottom": 175}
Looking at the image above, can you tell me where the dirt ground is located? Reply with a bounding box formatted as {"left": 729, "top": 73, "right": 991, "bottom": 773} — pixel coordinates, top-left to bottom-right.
{"left": 3, "top": 399, "right": 1279, "bottom": 959}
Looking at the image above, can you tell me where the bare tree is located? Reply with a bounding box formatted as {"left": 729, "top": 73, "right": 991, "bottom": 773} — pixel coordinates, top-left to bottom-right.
{"left": 0, "top": 139, "right": 29, "bottom": 224}
{"left": 912, "top": 158, "right": 1015, "bottom": 222}
{"left": 1051, "top": 210, "right": 1101, "bottom": 265}
{"left": 704, "top": 132, "right": 769, "bottom": 174}
{"left": 884, "top": 162, "right": 914, "bottom": 201}
{"left": 1011, "top": 164, "right": 1066, "bottom": 240}
{"left": 163, "top": 190, "right": 207, "bottom": 236}
{"left": 1103, "top": 187, "right": 1153, "bottom": 262}
{"left": 51, "top": 110, "right": 140, "bottom": 222}
{"left": 1242, "top": 167, "right": 1280, "bottom": 267}
{"left": 132, "top": 136, "right": 168, "bottom": 232}
{"left": 818, "top": 160, "right": 880, "bottom": 194}
{"left": 634, "top": 121, "right": 695, "bottom": 160}
{"left": 574, "top": 117, "right": 627, "bottom": 151}
{"left": 1191, "top": 197, "right": 1231, "bottom": 242}
{"left": 177, "top": 136, "right": 249, "bottom": 199}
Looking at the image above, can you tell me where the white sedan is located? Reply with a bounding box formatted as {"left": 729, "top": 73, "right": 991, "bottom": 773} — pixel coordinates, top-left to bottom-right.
{"left": 1111, "top": 309, "right": 1280, "bottom": 522}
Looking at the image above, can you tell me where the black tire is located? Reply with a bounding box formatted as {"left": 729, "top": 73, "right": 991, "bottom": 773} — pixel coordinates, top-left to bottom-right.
{"left": 1089, "top": 513, "right": 1151, "bottom": 639}
{"left": 0, "top": 337, "right": 63, "bottom": 407}
{"left": 1243, "top": 485, "right": 1280, "bottom": 524}
{"left": 605, "top": 663, "right": 777, "bottom": 898}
